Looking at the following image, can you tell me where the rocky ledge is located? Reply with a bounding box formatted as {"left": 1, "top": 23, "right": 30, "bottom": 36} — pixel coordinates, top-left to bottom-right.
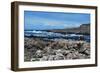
{"left": 24, "top": 37, "right": 90, "bottom": 62}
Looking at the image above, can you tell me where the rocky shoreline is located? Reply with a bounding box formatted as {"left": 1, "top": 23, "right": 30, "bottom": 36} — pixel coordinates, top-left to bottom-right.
{"left": 24, "top": 37, "right": 90, "bottom": 62}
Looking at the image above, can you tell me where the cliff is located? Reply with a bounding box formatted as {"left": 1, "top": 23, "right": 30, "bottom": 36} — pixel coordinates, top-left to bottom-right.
{"left": 46, "top": 24, "right": 90, "bottom": 35}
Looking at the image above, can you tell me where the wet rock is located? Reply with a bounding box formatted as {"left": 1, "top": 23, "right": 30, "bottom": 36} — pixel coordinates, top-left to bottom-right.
{"left": 78, "top": 53, "right": 86, "bottom": 59}
{"left": 66, "top": 53, "right": 73, "bottom": 59}
{"left": 79, "top": 48, "right": 90, "bottom": 56}
{"left": 35, "top": 50, "right": 43, "bottom": 58}
{"left": 40, "top": 56, "right": 48, "bottom": 61}
{"left": 48, "top": 55, "right": 55, "bottom": 61}
{"left": 31, "top": 58, "right": 40, "bottom": 61}
{"left": 63, "top": 50, "right": 70, "bottom": 56}
{"left": 54, "top": 54, "right": 65, "bottom": 60}
{"left": 84, "top": 49, "right": 90, "bottom": 55}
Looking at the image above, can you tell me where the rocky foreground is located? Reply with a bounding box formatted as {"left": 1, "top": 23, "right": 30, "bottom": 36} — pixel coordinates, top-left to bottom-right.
{"left": 24, "top": 37, "right": 90, "bottom": 62}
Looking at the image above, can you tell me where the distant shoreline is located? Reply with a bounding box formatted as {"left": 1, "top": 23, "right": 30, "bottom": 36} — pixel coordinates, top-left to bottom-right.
{"left": 24, "top": 24, "right": 90, "bottom": 35}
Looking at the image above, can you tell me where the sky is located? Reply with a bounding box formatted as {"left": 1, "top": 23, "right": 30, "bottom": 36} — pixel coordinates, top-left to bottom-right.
{"left": 24, "top": 11, "right": 90, "bottom": 30}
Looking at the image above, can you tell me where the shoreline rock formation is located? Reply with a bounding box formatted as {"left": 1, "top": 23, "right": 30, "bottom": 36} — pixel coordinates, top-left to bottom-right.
{"left": 24, "top": 37, "right": 90, "bottom": 62}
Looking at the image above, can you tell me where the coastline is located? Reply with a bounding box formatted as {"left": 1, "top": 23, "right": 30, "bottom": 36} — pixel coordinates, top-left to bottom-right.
{"left": 24, "top": 37, "right": 90, "bottom": 62}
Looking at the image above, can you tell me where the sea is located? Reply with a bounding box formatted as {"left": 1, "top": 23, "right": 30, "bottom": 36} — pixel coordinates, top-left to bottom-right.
{"left": 24, "top": 30, "right": 90, "bottom": 42}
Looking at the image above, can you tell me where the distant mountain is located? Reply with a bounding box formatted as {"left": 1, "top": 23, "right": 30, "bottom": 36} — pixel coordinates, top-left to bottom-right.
{"left": 46, "top": 24, "right": 90, "bottom": 35}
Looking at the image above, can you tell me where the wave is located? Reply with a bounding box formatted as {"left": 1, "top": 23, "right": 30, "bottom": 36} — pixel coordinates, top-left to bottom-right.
{"left": 24, "top": 30, "right": 90, "bottom": 42}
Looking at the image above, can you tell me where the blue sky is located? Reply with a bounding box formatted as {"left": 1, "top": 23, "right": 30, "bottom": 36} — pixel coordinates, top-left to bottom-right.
{"left": 24, "top": 11, "right": 90, "bottom": 30}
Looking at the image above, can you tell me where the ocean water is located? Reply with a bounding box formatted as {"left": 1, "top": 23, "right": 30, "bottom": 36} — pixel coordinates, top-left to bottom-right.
{"left": 24, "top": 30, "right": 90, "bottom": 42}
